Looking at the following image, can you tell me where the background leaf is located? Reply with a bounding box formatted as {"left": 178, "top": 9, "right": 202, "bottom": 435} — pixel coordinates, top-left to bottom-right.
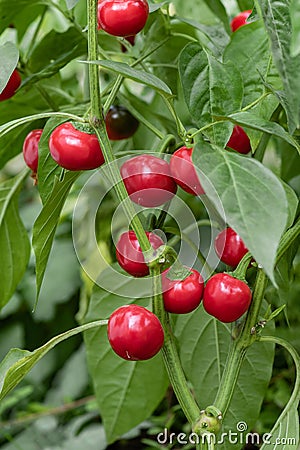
{"left": 257, "top": 0, "right": 300, "bottom": 132}
{"left": 0, "top": 170, "right": 30, "bottom": 310}
{"left": 0, "top": 0, "right": 44, "bottom": 34}
{"left": 192, "top": 139, "right": 288, "bottom": 283}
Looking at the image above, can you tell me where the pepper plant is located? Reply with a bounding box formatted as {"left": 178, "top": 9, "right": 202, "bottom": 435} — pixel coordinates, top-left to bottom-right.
{"left": 0, "top": 0, "right": 299, "bottom": 449}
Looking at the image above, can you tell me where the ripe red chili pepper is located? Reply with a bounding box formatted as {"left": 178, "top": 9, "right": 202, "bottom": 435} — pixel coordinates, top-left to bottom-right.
{"left": 214, "top": 227, "right": 249, "bottom": 268}
{"left": 226, "top": 125, "right": 251, "bottom": 154}
{"left": 230, "top": 10, "right": 252, "bottom": 32}
{"left": 120, "top": 154, "right": 177, "bottom": 207}
{"left": 162, "top": 268, "right": 204, "bottom": 314}
{"left": 49, "top": 122, "right": 105, "bottom": 171}
{"left": 108, "top": 304, "right": 164, "bottom": 360}
{"left": 0, "top": 69, "right": 21, "bottom": 101}
{"left": 203, "top": 273, "right": 252, "bottom": 323}
{"left": 116, "top": 230, "right": 164, "bottom": 277}
{"left": 22, "top": 129, "right": 43, "bottom": 173}
{"left": 97, "top": 0, "right": 149, "bottom": 37}
{"left": 169, "top": 146, "right": 205, "bottom": 195}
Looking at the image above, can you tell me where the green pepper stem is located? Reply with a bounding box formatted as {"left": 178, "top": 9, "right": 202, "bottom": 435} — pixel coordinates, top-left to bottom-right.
{"left": 151, "top": 265, "right": 201, "bottom": 425}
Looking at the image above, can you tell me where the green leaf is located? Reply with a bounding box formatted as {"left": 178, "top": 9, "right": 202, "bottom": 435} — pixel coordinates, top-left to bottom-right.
{"left": 227, "top": 111, "right": 300, "bottom": 154}
{"left": 281, "top": 181, "right": 298, "bottom": 229}
{"left": 37, "top": 117, "right": 67, "bottom": 204}
{"left": 0, "top": 321, "right": 106, "bottom": 401}
{"left": 175, "top": 306, "right": 275, "bottom": 450}
{"left": 83, "top": 272, "right": 168, "bottom": 443}
{"left": 201, "top": 0, "right": 230, "bottom": 33}
{"left": 260, "top": 336, "right": 300, "bottom": 450}
{"left": 65, "top": 0, "right": 79, "bottom": 9}
{"left": 0, "top": 0, "right": 45, "bottom": 34}
{"left": 192, "top": 139, "right": 288, "bottom": 283}
{"left": 32, "top": 171, "right": 80, "bottom": 305}
{"left": 0, "top": 42, "right": 19, "bottom": 93}
{"left": 26, "top": 28, "right": 87, "bottom": 83}
{"left": 0, "top": 112, "right": 83, "bottom": 139}
{"left": 0, "top": 170, "right": 30, "bottom": 310}
{"left": 224, "top": 21, "right": 272, "bottom": 107}
{"left": 257, "top": 0, "right": 300, "bottom": 132}
{"left": 179, "top": 42, "right": 243, "bottom": 146}
{"left": 90, "top": 60, "right": 173, "bottom": 96}
{"left": 290, "top": 0, "right": 300, "bottom": 57}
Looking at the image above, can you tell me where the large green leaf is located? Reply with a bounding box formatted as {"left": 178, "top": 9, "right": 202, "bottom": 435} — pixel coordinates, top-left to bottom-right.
{"left": 290, "top": 0, "right": 300, "bottom": 57}
{"left": 175, "top": 306, "right": 275, "bottom": 450}
{"left": 32, "top": 171, "right": 80, "bottom": 304}
{"left": 0, "top": 170, "right": 30, "bottom": 310}
{"left": 83, "top": 270, "right": 169, "bottom": 443}
{"left": 201, "top": 0, "right": 230, "bottom": 33}
{"left": 179, "top": 42, "right": 243, "bottom": 146}
{"left": 192, "top": 138, "right": 288, "bottom": 283}
{"left": 260, "top": 336, "right": 300, "bottom": 450}
{"left": 224, "top": 21, "right": 274, "bottom": 107}
{"left": 257, "top": 0, "right": 300, "bottom": 132}
{"left": 178, "top": 18, "right": 230, "bottom": 57}
{"left": 0, "top": 42, "right": 19, "bottom": 93}
{"left": 0, "top": 320, "right": 106, "bottom": 401}
{"left": 26, "top": 28, "right": 87, "bottom": 83}
{"left": 91, "top": 60, "right": 172, "bottom": 96}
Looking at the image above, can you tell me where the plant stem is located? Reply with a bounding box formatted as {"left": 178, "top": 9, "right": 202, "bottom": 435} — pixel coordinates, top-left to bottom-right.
{"left": 151, "top": 265, "right": 201, "bottom": 425}
{"left": 87, "top": 0, "right": 101, "bottom": 116}
{"left": 258, "top": 336, "right": 300, "bottom": 406}
{"left": 0, "top": 396, "right": 96, "bottom": 429}
{"left": 213, "top": 267, "right": 267, "bottom": 414}
{"left": 86, "top": 0, "right": 151, "bottom": 253}
{"left": 276, "top": 217, "right": 300, "bottom": 263}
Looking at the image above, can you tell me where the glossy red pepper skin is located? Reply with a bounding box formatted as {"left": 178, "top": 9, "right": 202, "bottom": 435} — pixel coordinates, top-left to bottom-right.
{"left": 203, "top": 273, "right": 252, "bottom": 323}
{"left": 49, "top": 122, "right": 105, "bottom": 171}
{"left": 108, "top": 304, "right": 164, "bottom": 360}
{"left": 120, "top": 154, "right": 177, "bottom": 207}
{"left": 230, "top": 10, "right": 252, "bottom": 32}
{"left": 169, "top": 146, "right": 205, "bottom": 195}
{"left": 214, "top": 227, "right": 249, "bottom": 268}
{"left": 105, "top": 105, "right": 139, "bottom": 140}
{"left": 0, "top": 69, "right": 21, "bottom": 101}
{"left": 22, "top": 129, "right": 43, "bottom": 173}
{"left": 162, "top": 268, "right": 204, "bottom": 314}
{"left": 226, "top": 125, "right": 251, "bottom": 154}
{"left": 97, "top": 0, "right": 149, "bottom": 37}
{"left": 116, "top": 230, "right": 164, "bottom": 277}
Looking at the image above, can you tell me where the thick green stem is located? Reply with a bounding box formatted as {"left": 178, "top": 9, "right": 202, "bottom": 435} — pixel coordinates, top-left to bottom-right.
{"left": 213, "top": 268, "right": 267, "bottom": 414}
{"left": 213, "top": 218, "right": 300, "bottom": 414}
{"left": 87, "top": 0, "right": 101, "bottom": 116}
{"left": 87, "top": 0, "right": 150, "bottom": 253}
{"left": 151, "top": 265, "right": 201, "bottom": 425}
{"left": 276, "top": 217, "right": 300, "bottom": 263}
